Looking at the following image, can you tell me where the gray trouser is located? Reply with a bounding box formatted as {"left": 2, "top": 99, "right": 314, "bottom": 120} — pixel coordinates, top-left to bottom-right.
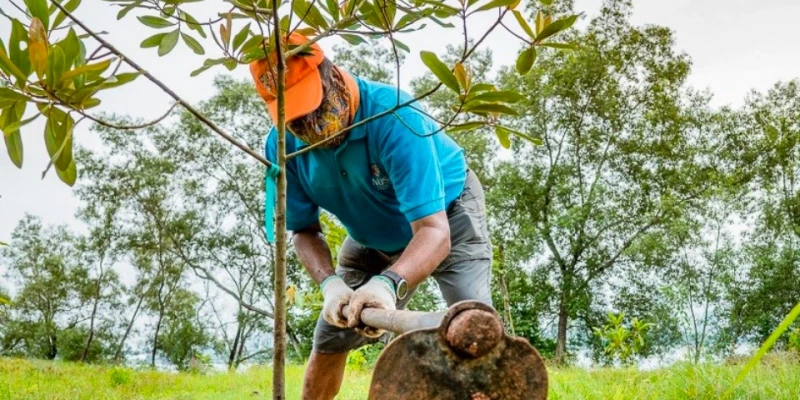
{"left": 313, "top": 170, "right": 493, "bottom": 353}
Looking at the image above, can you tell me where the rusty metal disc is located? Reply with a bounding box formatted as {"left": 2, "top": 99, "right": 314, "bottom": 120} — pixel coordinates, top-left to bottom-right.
{"left": 368, "top": 301, "right": 549, "bottom": 400}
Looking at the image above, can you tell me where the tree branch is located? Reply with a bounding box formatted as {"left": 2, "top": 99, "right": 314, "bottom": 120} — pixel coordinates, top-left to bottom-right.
{"left": 50, "top": 0, "right": 273, "bottom": 168}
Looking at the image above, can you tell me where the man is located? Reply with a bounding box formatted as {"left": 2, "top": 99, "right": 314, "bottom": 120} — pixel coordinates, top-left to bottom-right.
{"left": 250, "top": 33, "right": 493, "bottom": 400}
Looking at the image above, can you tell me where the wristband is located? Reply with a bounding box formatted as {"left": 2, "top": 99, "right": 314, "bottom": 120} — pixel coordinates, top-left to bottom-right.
{"left": 320, "top": 274, "right": 342, "bottom": 291}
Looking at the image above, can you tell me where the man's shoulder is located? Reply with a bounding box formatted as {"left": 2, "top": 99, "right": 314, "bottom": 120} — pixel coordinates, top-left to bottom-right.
{"left": 355, "top": 78, "right": 439, "bottom": 137}
{"left": 356, "top": 77, "right": 416, "bottom": 114}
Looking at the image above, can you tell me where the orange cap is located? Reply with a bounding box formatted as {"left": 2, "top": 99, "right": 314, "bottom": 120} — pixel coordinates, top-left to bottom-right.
{"left": 249, "top": 33, "right": 325, "bottom": 123}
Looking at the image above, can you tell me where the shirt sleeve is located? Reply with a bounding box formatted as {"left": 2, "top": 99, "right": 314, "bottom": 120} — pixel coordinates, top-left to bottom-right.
{"left": 264, "top": 130, "right": 320, "bottom": 231}
{"left": 375, "top": 108, "right": 445, "bottom": 223}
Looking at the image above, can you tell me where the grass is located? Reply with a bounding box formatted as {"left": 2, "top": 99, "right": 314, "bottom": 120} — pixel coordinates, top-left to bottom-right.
{"left": 0, "top": 353, "right": 798, "bottom": 399}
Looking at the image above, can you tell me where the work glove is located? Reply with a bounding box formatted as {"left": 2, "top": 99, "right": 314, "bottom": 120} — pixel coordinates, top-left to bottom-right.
{"left": 321, "top": 275, "right": 354, "bottom": 328}
{"left": 347, "top": 276, "right": 396, "bottom": 339}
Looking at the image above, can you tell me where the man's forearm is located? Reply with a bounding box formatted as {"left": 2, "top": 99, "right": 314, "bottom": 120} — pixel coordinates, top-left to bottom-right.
{"left": 388, "top": 222, "right": 450, "bottom": 288}
{"left": 292, "top": 225, "right": 336, "bottom": 285}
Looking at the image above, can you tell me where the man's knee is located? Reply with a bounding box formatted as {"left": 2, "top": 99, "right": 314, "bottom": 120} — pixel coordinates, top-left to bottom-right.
{"left": 434, "top": 258, "right": 493, "bottom": 306}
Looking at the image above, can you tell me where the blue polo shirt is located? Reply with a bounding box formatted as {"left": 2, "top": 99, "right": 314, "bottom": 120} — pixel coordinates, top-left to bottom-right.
{"left": 264, "top": 75, "right": 467, "bottom": 252}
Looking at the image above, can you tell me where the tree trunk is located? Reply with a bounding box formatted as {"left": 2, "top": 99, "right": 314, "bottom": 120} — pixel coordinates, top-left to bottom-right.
{"left": 228, "top": 324, "right": 243, "bottom": 370}
{"left": 287, "top": 323, "right": 304, "bottom": 362}
{"left": 47, "top": 333, "right": 58, "bottom": 360}
{"left": 554, "top": 297, "right": 569, "bottom": 364}
{"left": 114, "top": 293, "right": 144, "bottom": 363}
{"left": 151, "top": 310, "right": 164, "bottom": 368}
{"left": 235, "top": 327, "right": 248, "bottom": 369}
{"left": 497, "top": 244, "right": 515, "bottom": 335}
{"left": 270, "top": 6, "right": 288, "bottom": 398}
{"left": 81, "top": 297, "right": 100, "bottom": 362}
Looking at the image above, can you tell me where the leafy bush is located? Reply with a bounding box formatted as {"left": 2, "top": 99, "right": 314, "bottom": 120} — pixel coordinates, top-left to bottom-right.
{"left": 109, "top": 367, "right": 131, "bottom": 386}
{"left": 788, "top": 327, "right": 800, "bottom": 353}
{"left": 593, "top": 312, "right": 654, "bottom": 366}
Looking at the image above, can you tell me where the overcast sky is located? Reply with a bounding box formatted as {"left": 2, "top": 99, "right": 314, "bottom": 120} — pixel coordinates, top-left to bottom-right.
{"left": 2, "top": 0, "right": 800, "bottom": 241}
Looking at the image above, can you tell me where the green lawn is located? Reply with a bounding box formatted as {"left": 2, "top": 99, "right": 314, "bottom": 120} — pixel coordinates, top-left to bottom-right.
{"left": 1, "top": 354, "right": 798, "bottom": 399}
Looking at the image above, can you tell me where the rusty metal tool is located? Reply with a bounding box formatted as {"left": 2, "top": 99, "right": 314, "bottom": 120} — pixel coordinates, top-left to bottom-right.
{"left": 345, "top": 300, "right": 549, "bottom": 400}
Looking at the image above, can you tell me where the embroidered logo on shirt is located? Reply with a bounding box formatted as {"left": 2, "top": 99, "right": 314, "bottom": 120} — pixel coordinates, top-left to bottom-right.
{"left": 370, "top": 164, "right": 390, "bottom": 191}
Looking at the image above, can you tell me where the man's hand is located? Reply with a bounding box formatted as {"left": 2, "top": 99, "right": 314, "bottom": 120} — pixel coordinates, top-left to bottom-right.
{"left": 320, "top": 275, "right": 354, "bottom": 328}
{"left": 347, "top": 277, "right": 396, "bottom": 338}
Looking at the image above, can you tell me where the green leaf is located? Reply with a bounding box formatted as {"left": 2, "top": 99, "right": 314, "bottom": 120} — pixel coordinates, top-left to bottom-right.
{"left": 56, "top": 28, "right": 81, "bottom": 70}
{"left": 447, "top": 121, "right": 485, "bottom": 133}
{"left": 158, "top": 29, "right": 180, "bottom": 56}
{"left": 515, "top": 46, "right": 536, "bottom": 75}
{"left": 46, "top": 46, "right": 66, "bottom": 88}
{"left": 494, "top": 126, "right": 510, "bottom": 149}
{"left": 340, "top": 34, "right": 366, "bottom": 46}
{"left": 223, "top": 58, "right": 237, "bottom": 71}
{"left": 725, "top": 302, "right": 800, "bottom": 398}
{"left": 53, "top": 0, "right": 81, "bottom": 29}
{"left": 414, "top": 0, "right": 460, "bottom": 13}
{"left": 512, "top": 10, "right": 535, "bottom": 38}
{"left": 181, "top": 11, "right": 206, "bottom": 38}
{"left": 471, "top": 90, "right": 527, "bottom": 104}
{"left": 475, "top": 0, "right": 517, "bottom": 12}
{"left": 102, "top": 72, "right": 142, "bottom": 89}
{"left": 182, "top": 33, "right": 205, "bottom": 55}
{"left": 2, "top": 102, "right": 27, "bottom": 168}
{"left": 392, "top": 39, "right": 410, "bottom": 53}
{"left": 539, "top": 0, "right": 553, "bottom": 5}
{"left": 190, "top": 58, "right": 227, "bottom": 77}
{"left": 396, "top": 11, "right": 423, "bottom": 29}
{"left": 374, "top": 0, "right": 396, "bottom": 26}
{"left": 497, "top": 125, "right": 543, "bottom": 146}
{"left": 9, "top": 20, "right": 32, "bottom": 80}
{"left": 190, "top": 64, "right": 213, "bottom": 77}
{"left": 0, "top": 88, "right": 31, "bottom": 103}
{"left": 240, "top": 34, "right": 265, "bottom": 53}
{"left": 55, "top": 159, "right": 77, "bottom": 186}
{"left": 137, "top": 15, "right": 175, "bottom": 29}
{"left": 345, "top": 0, "right": 359, "bottom": 15}
{"left": 141, "top": 33, "right": 168, "bottom": 48}
{"left": 465, "top": 103, "right": 519, "bottom": 116}
{"left": 325, "top": 0, "right": 339, "bottom": 21}
{"left": 53, "top": 112, "right": 74, "bottom": 170}
{"left": 420, "top": 51, "right": 460, "bottom": 94}
{"left": 3, "top": 127, "right": 23, "bottom": 168}
{"left": 232, "top": 23, "right": 251, "bottom": 52}
{"left": 117, "top": 0, "right": 143, "bottom": 20}
{"left": 79, "top": 96, "right": 100, "bottom": 108}
{"left": 292, "top": 0, "right": 327, "bottom": 29}
{"left": 428, "top": 15, "right": 455, "bottom": 28}
{"left": 59, "top": 59, "right": 111, "bottom": 83}
{"left": 468, "top": 83, "right": 496, "bottom": 94}
{"left": 25, "top": 0, "right": 50, "bottom": 31}
{"left": 535, "top": 14, "right": 578, "bottom": 43}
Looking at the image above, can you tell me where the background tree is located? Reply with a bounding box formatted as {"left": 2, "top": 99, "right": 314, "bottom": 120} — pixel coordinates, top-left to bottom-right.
{"left": 491, "top": 0, "right": 724, "bottom": 363}
{"left": 1, "top": 216, "right": 85, "bottom": 360}
{"left": 717, "top": 80, "right": 800, "bottom": 351}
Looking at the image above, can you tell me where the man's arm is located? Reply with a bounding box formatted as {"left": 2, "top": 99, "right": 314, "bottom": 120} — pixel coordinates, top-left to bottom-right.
{"left": 387, "top": 211, "right": 450, "bottom": 288}
{"left": 292, "top": 222, "right": 336, "bottom": 285}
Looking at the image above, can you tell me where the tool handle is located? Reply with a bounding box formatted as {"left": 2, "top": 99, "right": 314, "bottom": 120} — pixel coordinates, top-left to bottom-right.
{"left": 343, "top": 307, "right": 445, "bottom": 334}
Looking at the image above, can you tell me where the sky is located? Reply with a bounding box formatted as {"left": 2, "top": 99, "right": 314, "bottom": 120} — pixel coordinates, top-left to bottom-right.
{"left": 2, "top": 0, "right": 800, "bottom": 241}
